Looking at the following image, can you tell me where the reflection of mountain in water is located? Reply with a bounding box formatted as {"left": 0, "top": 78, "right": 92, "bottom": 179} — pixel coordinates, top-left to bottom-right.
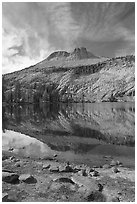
{"left": 2, "top": 102, "right": 135, "bottom": 146}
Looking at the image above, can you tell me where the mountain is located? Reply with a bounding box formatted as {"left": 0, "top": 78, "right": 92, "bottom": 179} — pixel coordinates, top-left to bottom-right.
{"left": 2, "top": 48, "right": 135, "bottom": 104}
{"left": 46, "top": 47, "right": 99, "bottom": 61}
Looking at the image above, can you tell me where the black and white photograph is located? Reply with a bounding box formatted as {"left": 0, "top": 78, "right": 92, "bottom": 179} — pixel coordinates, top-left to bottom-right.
{"left": 2, "top": 1, "right": 135, "bottom": 202}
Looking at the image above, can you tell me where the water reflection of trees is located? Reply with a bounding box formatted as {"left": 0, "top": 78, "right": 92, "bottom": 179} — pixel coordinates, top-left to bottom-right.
{"left": 47, "top": 143, "right": 100, "bottom": 153}
{"left": 2, "top": 106, "right": 7, "bottom": 132}
{"left": 2, "top": 102, "right": 135, "bottom": 146}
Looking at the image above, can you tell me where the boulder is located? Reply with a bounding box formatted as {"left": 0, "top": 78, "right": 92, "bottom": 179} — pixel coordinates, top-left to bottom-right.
{"left": 2, "top": 192, "right": 17, "bottom": 202}
{"left": 2, "top": 193, "right": 8, "bottom": 201}
{"left": 59, "top": 164, "right": 74, "bottom": 173}
{"left": 54, "top": 177, "right": 75, "bottom": 184}
{"left": 71, "top": 175, "right": 98, "bottom": 190}
{"left": 19, "top": 174, "right": 37, "bottom": 184}
{"left": 84, "top": 190, "right": 106, "bottom": 202}
{"left": 2, "top": 172, "right": 19, "bottom": 184}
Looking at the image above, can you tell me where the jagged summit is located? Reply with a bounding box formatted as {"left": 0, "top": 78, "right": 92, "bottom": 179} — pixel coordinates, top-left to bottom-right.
{"left": 70, "top": 47, "right": 99, "bottom": 60}
{"left": 46, "top": 47, "right": 99, "bottom": 61}
{"left": 46, "top": 51, "right": 70, "bottom": 61}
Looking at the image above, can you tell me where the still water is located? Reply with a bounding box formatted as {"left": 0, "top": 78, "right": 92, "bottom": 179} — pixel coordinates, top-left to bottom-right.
{"left": 2, "top": 102, "right": 135, "bottom": 168}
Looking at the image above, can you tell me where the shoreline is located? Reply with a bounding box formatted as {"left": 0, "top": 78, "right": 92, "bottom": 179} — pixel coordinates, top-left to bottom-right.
{"left": 2, "top": 149, "right": 135, "bottom": 202}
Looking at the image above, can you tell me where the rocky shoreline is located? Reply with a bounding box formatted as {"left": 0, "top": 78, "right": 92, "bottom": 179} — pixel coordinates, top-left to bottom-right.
{"left": 2, "top": 150, "right": 135, "bottom": 202}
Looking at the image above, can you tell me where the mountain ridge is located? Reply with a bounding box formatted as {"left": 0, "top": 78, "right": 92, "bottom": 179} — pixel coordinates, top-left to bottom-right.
{"left": 46, "top": 47, "right": 99, "bottom": 61}
{"left": 2, "top": 49, "right": 135, "bottom": 103}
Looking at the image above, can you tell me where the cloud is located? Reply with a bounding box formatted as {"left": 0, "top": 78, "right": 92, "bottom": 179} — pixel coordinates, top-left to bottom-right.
{"left": 2, "top": 2, "right": 135, "bottom": 74}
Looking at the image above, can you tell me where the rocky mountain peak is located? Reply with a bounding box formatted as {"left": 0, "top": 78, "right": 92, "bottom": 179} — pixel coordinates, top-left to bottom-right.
{"left": 71, "top": 47, "right": 93, "bottom": 59}
{"left": 46, "top": 47, "right": 99, "bottom": 61}
{"left": 46, "top": 51, "right": 70, "bottom": 61}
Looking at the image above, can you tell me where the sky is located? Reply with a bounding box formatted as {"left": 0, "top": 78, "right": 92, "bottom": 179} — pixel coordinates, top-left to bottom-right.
{"left": 2, "top": 2, "right": 135, "bottom": 74}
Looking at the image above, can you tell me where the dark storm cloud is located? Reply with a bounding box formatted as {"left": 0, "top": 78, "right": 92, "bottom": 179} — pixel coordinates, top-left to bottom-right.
{"left": 2, "top": 2, "right": 135, "bottom": 73}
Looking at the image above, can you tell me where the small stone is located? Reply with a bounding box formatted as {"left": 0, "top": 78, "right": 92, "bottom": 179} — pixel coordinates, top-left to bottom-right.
{"left": 43, "top": 156, "right": 54, "bottom": 161}
{"left": 93, "top": 171, "right": 100, "bottom": 177}
{"left": 103, "top": 155, "right": 112, "bottom": 159}
{"left": 110, "top": 160, "right": 117, "bottom": 166}
{"left": 61, "top": 195, "right": 68, "bottom": 200}
{"left": 119, "top": 164, "right": 124, "bottom": 167}
{"left": 102, "top": 164, "right": 111, "bottom": 169}
{"left": 93, "top": 165, "right": 98, "bottom": 168}
{"left": 49, "top": 166, "right": 59, "bottom": 172}
{"left": 53, "top": 154, "right": 57, "bottom": 157}
{"left": 78, "top": 169, "right": 88, "bottom": 176}
{"left": 16, "top": 163, "right": 21, "bottom": 167}
{"left": 59, "top": 164, "right": 74, "bottom": 173}
{"left": 116, "top": 160, "right": 122, "bottom": 166}
{"left": 117, "top": 192, "right": 122, "bottom": 195}
{"left": 111, "top": 197, "right": 120, "bottom": 202}
{"left": 9, "top": 147, "right": 14, "bottom": 151}
{"left": 89, "top": 168, "right": 94, "bottom": 173}
{"left": 10, "top": 156, "right": 15, "bottom": 160}
{"left": 73, "top": 165, "right": 82, "bottom": 172}
{"left": 42, "top": 163, "right": 51, "bottom": 170}
{"left": 19, "top": 174, "right": 37, "bottom": 184}
{"left": 86, "top": 167, "right": 94, "bottom": 176}
{"left": 67, "top": 161, "right": 70, "bottom": 166}
{"left": 85, "top": 167, "right": 94, "bottom": 176}
{"left": 113, "top": 167, "right": 120, "bottom": 173}
{"left": 98, "top": 183, "right": 104, "bottom": 192}
{"left": 2, "top": 172, "right": 19, "bottom": 184}
{"left": 13, "top": 158, "right": 20, "bottom": 162}
{"left": 58, "top": 165, "right": 66, "bottom": 172}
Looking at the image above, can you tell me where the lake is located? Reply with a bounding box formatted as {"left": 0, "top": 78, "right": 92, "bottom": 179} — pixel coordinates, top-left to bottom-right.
{"left": 2, "top": 102, "right": 135, "bottom": 168}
